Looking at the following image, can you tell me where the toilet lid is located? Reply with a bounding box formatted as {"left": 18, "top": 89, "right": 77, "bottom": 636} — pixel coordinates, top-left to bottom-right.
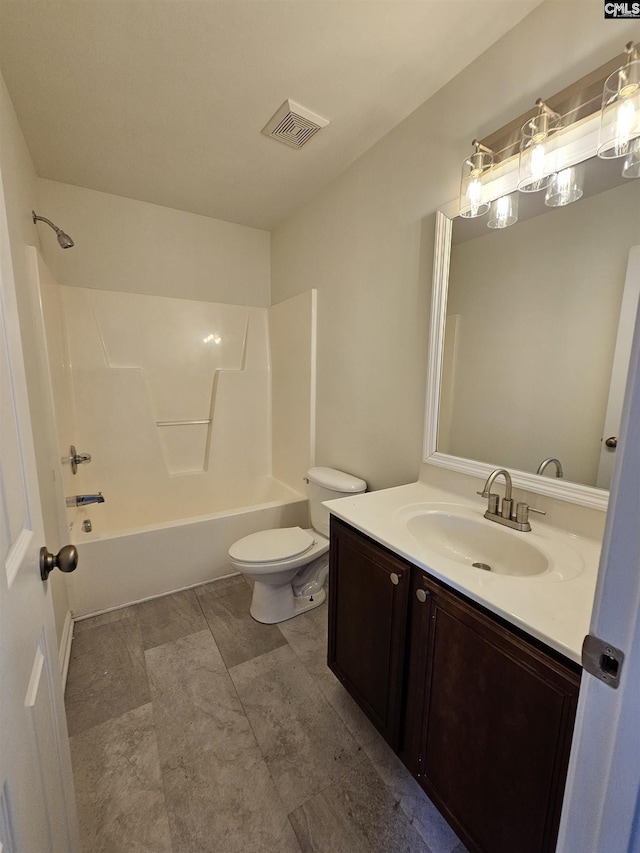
{"left": 229, "top": 527, "right": 315, "bottom": 564}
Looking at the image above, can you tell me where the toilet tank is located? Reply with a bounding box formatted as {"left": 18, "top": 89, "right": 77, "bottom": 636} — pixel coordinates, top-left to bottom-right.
{"left": 306, "top": 467, "right": 367, "bottom": 538}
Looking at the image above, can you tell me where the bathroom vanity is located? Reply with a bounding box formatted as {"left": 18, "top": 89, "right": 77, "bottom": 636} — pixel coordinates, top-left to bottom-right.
{"left": 326, "top": 481, "right": 600, "bottom": 853}
{"left": 324, "top": 111, "right": 627, "bottom": 851}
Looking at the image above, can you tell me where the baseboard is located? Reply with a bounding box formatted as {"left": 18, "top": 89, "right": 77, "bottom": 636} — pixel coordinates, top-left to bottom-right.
{"left": 59, "top": 608, "right": 74, "bottom": 689}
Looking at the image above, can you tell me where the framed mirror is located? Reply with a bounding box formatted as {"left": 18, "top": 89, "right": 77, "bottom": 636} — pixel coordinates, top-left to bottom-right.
{"left": 424, "top": 115, "right": 640, "bottom": 509}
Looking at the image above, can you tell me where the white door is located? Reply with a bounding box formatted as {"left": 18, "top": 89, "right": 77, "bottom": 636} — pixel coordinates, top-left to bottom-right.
{"left": 596, "top": 245, "right": 640, "bottom": 489}
{"left": 557, "top": 252, "right": 640, "bottom": 850}
{"left": 0, "top": 172, "right": 79, "bottom": 847}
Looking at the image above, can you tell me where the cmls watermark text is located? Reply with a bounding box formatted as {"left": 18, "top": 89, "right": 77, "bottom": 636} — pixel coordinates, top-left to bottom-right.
{"left": 605, "top": 2, "right": 640, "bottom": 17}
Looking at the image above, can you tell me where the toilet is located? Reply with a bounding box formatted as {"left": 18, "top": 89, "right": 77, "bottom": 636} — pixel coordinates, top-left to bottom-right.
{"left": 228, "top": 467, "right": 367, "bottom": 624}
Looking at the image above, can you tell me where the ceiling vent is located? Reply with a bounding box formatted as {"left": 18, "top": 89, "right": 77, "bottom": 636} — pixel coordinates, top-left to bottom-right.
{"left": 262, "top": 99, "right": 329, "bottom": 150}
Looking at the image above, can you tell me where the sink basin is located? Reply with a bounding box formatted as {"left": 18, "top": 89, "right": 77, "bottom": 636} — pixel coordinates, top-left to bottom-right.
{"left": 405, "top": 510, "right": 549, "bottom": 577}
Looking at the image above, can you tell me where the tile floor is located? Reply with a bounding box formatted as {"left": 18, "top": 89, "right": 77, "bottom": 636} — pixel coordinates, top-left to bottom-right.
{"left": 65, "top": 575, "right": 468, "bottom": 853}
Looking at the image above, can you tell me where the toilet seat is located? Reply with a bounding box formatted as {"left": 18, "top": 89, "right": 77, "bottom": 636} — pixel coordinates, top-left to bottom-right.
{"left": 229, "top": 526, "right": 315, "bottom": 565}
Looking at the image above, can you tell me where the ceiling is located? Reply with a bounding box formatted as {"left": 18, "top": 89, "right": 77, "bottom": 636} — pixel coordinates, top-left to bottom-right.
{"left": 0, "top": 1, "right": 542, "bottom": 231}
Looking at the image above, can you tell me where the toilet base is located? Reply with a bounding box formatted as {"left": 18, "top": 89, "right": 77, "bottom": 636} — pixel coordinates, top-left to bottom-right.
{"left": 249, "top": 582, "right": 326, "bottom": 624}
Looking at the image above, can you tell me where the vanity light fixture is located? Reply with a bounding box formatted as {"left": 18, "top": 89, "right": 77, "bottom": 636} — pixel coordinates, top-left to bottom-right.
{"left": 487, "top": 193, "right": 518, "bottom": 229}
{"left": 597, "top": 42, "right": 639, "bottom": 160}
{"left": 462, "top": 43, "right": 640, "bottom": 233}
{"left": 459, "top": 140, "right": 494, "bottom": 218}
{"left": 518, "top": 99, "right": 561, "bottom": 192}
{"left": 545, "top": 165, "right": 584, "bottom": 208}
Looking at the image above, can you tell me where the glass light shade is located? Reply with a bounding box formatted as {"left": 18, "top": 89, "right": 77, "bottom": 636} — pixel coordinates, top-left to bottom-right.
{"left": 622, "top": 136, "right": 640, "bottom": 178}
{"left": 518, "top": 109, "right": 561, "bottom": 192}
{"left": 597, "top": 59, "right": 640, "bottom": 159}
{"left": 459, "top": 149, "right": 493, "bottom": 218}
{"left": 487, "top": 194, "right": 519, "bottom": 229}
{"left": 545, "top": 165, "right": 585, "bottom": 208}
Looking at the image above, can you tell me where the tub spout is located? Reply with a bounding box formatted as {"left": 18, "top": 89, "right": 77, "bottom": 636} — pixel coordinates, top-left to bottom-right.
{"left": 66, "top": 492, "right": 105, "bottom": 507}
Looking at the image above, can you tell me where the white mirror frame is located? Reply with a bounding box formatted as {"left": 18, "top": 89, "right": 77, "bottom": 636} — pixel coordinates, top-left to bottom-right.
{"left": 424, "top": 113, "right": 610, "bottom": 510}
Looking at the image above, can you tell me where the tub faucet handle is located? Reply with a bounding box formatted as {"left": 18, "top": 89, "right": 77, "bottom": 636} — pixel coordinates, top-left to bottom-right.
{"left": 64, "top": 445, "right": 92, "bottom": 475}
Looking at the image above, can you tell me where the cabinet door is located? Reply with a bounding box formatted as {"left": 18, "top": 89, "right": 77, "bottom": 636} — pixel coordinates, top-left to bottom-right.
{"left": 408, "top": 569, "right": 580, "bottom": 853}
{"left": 328, "top": 518, "right": 409, "bottom": 748}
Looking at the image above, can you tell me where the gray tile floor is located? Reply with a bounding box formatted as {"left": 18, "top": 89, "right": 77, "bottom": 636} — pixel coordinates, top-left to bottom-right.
{"left": 66, "top": 575, "right": 468, "bottom": 853}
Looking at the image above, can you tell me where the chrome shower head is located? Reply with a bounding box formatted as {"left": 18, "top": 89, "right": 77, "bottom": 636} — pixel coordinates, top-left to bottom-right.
{"left": 32, "top": 211, "right": 75, "bottom": 249}
{"left": 56, "top": 230, "right": 74, "bottom": 249}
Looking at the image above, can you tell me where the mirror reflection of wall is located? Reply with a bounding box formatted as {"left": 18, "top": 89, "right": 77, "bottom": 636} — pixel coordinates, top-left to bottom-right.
{"left": 438, "top": 156, "right": 639, "bottom": 490}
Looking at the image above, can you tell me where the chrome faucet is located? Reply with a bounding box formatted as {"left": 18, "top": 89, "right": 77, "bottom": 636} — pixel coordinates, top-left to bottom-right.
{"left": 66, "top": 493, "right": 105, "bottom": 508}
{"left": 536, "top": 457, "right": 564, "bottom": 478}
{"left": 477, "top": 468, "right": 545, "bottom": 532}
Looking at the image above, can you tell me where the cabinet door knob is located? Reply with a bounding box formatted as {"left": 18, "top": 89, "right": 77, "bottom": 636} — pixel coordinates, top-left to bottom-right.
{"left": 390, "top": 572, "right": 400, "bottom": 585}
{"left": 416, "top": 588, "right": 429, "bottom": 603}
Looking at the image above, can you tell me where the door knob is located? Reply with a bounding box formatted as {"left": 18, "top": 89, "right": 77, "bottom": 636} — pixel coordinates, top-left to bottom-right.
{"left": 40, "top": 544, "right": 78, "bottom": 581}
{"left": 605, "top": 436, "right": 618, "bottom": 449}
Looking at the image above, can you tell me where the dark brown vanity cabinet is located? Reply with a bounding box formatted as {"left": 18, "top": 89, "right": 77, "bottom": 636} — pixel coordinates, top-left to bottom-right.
{"left": 328, "top": 517, "right": 581, "bottom": 853}
{"left": 405, "top": 568, "right": 581, "bottom": 853}
{"left": 327, "top": 517, "right": 409, "bottom": 749}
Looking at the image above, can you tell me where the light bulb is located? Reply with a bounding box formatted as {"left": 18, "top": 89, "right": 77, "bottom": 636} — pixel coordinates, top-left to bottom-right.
{"left": 466, "top": 176, "right": 483, "bottom": 217}
{"left": 530, "top": 144, "right": 546, "bottom": 181}
{"left": 487, "top": 194, "right": 518, "bottom": 229}
{"left": 545, "top": 166, "right": 584, "bottom": 208}
{"left": 518, "top": 103, "right": 560, "bottom": 192}
{"left": 598, "top": 53, "right": 640, "bottom": 159}
{"left": 615, "top": 99, "right": 636, "bottom": 154}
{"left": 460, "top": 143, "right": 493, "bottom": 217}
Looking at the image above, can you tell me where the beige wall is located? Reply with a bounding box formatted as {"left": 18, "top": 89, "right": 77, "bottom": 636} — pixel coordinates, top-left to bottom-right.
{"left": 270, "top": 3, "right": 638, "bottom": 491}
{"left": 37, "top": 179, "right": 271, "bottom": 306}
{"left": 0, "top": 74, "right": 70, "bottom": 646}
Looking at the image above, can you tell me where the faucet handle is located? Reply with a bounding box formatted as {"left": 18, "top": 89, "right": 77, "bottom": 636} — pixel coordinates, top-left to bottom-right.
{"left": 63, "top": 445, "right": 92, "bottom": 475}
{"left": 515, "top": 502, "right": 546, "bottom": 524}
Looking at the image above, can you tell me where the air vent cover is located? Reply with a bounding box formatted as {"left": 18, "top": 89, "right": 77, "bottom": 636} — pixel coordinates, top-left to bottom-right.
{"left": 262, "top": 99, "right": 329, "bottom": 149}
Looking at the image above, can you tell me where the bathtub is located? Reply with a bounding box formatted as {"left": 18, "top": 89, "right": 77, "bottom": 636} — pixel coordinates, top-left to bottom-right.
{"left": 66, "top": 477, "right": 309, "bottom": 617}
{"left": 35, "top": 281, "right": 317, "bottom": 617}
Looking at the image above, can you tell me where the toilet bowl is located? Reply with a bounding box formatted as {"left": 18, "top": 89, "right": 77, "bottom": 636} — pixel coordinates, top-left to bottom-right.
{"left": 228, "top": 467, "right": 367, "bottom": 623}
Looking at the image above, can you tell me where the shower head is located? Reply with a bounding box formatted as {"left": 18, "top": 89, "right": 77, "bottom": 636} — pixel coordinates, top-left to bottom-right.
{"left": 56, "top": 230, "right": 74, "bottom": 249}
{"left": 32, "top": 211, "right": 75, "bottom": 249}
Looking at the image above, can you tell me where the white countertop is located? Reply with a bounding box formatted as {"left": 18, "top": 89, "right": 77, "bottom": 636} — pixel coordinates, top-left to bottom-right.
{"left": 324, "top": 480, "right": 602, "bottom": 664}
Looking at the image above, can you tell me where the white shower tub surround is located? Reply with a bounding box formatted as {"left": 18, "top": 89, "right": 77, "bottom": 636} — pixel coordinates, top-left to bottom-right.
{"left": 67, "top": 477, "right": 308, "bottom": 616}
{"left": 49, "top": 286, "right": 315, "bottom": 617}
